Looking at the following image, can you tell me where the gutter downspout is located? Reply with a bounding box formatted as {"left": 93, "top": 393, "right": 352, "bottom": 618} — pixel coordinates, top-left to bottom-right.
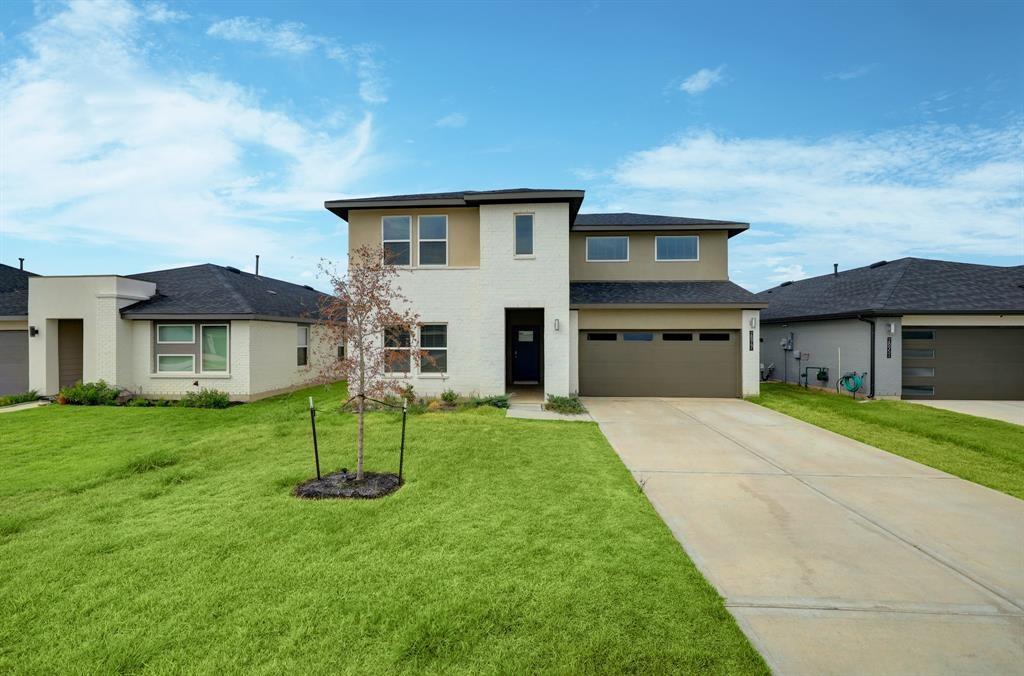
{"left": 856, "top": 315, "right": 876, "bottom": 398}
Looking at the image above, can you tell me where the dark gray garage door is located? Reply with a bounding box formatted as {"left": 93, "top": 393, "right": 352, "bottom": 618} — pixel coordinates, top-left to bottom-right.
{"left": 579, "top": 330, "right": 740, "bottom": 397}
{"left": 0, "top": 331, "right": 29, "bottom": 396}
{"left": 902, "top": 327, "right": 1024, "bottom": 400}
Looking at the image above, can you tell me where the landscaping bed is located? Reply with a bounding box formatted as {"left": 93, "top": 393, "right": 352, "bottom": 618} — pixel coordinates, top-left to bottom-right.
{"left": 293, "top": 470, "right": 400, "bottom": 499}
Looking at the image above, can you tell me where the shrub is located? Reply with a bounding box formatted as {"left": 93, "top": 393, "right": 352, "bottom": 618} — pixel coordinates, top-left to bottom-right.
{"left": 400, "top": 384, "right": 416, "bottom": 403}
{"left": 545, "top": 394, "right": 586, "bottom": 414}
{"left": 126, "top": 398, "right": 153, "bottom": 407}
{"left": 440, "top": 389, "right": 458, "bottom": 404}
{"left": 0, "top": 390, "right": 39, "bottom": 407}
{"left": 471, "top": 394, "right": 509, "bottom": 409}
{"left": 178, "top": 388, "right": 231, "bottom": 409}
{"left": 426, "top": 400, "right": 444, "bottom": 412}
{"left": 58, "top": 381, "right": 119, "bottom": 406}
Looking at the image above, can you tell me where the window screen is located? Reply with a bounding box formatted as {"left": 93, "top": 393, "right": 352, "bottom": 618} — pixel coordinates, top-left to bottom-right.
{"left": 655, "top": 236, "right": 698, "bottom": 261}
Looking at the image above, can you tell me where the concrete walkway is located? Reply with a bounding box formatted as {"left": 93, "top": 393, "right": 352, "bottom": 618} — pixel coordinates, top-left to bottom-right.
{"left": 585, "top": 397, "right": 1024, "bottom": 676}
{"left": 0, "top": 400, "right": 47, "bottom": 414}
{"left": 908, "top": 399, "right": 1023, "bottom": 427}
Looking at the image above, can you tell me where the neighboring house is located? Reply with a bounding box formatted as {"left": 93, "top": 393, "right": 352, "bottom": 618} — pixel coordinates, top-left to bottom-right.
{"left": 26, "top": 264, "right": 334, "bottom": 401}
{"left": 757, "top": 258, "right": 1024, "bottom": 400}
{"left": 325, "top": 189, "right": 765, "bottom": 398}
{"left": 0, "top": 263, "right": 38, "bottom": 396}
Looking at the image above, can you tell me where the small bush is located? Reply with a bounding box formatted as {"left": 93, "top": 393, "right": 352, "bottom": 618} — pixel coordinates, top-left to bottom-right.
{"left": 125, "top": 398, "right": 153, "bottom": 407}
{"left": 426, "top": 400, "right": 445, "bottom": 412}
{"left": 440, "top": 389, "right": 458, "bottom": 404}
{"left": 400, "top": 384, "right": 416, "bottom": 403}
{"left": 0, "top": 390, "right": 39, "bottom": 407}
{"left": 58, "top": 381, "right": 119, "bottom": 406}
{"left": 545, "top": 394, "right": 586, "bottom": 414}
{"left": 153, "top": 399, "right": 173, "bottom": 407}
{"left": 471, "top": 394, "right": 509, "bottom": 409}
{"left": 178, "top": 388, "right": 231, "bottom": 409}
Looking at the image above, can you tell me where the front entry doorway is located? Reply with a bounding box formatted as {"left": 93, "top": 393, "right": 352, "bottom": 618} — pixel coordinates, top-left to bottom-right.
{"left": 506, "top": 308, "right": 544, "bottom": 387}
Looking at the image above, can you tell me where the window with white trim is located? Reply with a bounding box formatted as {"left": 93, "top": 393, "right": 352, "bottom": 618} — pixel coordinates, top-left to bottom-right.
{"left": 384, "top": 326, "right": 411, "bottom": 373}
{"left": 157, "top": 354, "right": 195, "bottom": 373}
{"left": 201, "top": 324, "right": 229, "bottom": 372}
{"left": 382, "top": 215, "right": 411, "bottom": 265}
{"left": 655, "top": 235, "right": 699, "bottom": 261}
{"left": 157, "top": 324, "right": 195, "bottom": 344}
{"left": 420, "top": 324, "right": 447, "bottom": 373}
{"left": 297, "top": 325, "right": 309, "bottom": 366}
{"left": 514, "top": 214, "right": 534, "bottom": 256}
{"left": 586, "top": 236, "right": 629, "bottom": 262}
{"left": 418, "top": 215, "right": 448, "bottom": 266}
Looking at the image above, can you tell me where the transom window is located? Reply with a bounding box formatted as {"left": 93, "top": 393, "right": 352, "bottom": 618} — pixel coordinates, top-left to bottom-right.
{"left": 384, "top": 326, "right": 411, "bottom": 373}
{"left": 586, "top": 236, "right": 629, "bottom": 262}
{"left": 382, "top": 215, "right": 412, "bottom": 265}
{"left": 904, "top": 348, "right": 935, "bottom": 359}
{"left": 418, "top": 215, "right": 448, "bottom": 266}
{"left": 157, "top": 324, "right": 194, "bottom": 344}
{"left": 420, "top": 324, "right": 447, "bottom": 373}
{"left": 622, "top": 332, "right": 654, "bottom": 341}
{"left": 662, "top": 333, "right": 693, "bottom": 341}
{"left": 586, "top": 332, "right": 617, "bottom": 341}
{"left": 655, "top": 236, "right": 699, "bottom": 261}
{"left": 297, "top": 325, "right": 309, "bottom": 366}
{"left": 699, "top": 333, "right": 731, "bottom": 341}
{"left": 902, "top": 329, "right": 935, "bottom": 340}
{"left": 201, "top": 325, "right": 229, "bottom": 372}
{"left": 515, "top": 214, "right": 534, "bottom": 256}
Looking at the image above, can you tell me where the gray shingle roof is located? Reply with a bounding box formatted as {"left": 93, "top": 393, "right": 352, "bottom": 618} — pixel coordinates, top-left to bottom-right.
{"left": 571, "top": 212, "right": 749, "bottom": 236}
{"left": 757, "top": 258, "right": 1024, "bottom": 322}
{"left": 571, "top": 281, "right": 766, "bottom": 306}
{"left": 121, "top": 264, "right": 332, "bottom": 320}
{"left": 0, "top": 263, "right": 37, "bottom": 317}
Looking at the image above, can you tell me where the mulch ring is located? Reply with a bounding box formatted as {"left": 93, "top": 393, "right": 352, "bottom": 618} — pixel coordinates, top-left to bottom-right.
{"left": 293, "top": 470, "right": 401, "bottom": 500}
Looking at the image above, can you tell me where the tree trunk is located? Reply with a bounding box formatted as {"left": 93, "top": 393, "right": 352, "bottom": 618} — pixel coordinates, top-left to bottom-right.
{"left": 356, "top": 393, "right": 365, "bottom": 481}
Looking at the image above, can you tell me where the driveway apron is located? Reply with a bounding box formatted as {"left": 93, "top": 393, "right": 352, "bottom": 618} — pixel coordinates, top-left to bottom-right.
{"left": 585, "top": 397, "right": 1024, "bottom": 676}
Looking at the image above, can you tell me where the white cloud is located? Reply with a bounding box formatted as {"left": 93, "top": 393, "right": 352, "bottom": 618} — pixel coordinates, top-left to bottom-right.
{"left": 207, "top": 16, "right": 387, "bottom": 104}
{"left": 594, "top": 122, "right": 1023, "bottom": 289}
{"left": 0, "top": 0, "right": 375, "bottom": 278}
{"left": 825, "top": 63, "right": 876, "bottom": 81}
{"left": 679, "top": 65, "right": 725, "bottom": 95}
{"left": 435, "top": 112, "right": 467, "bottom": 128}
{"left": 142, "top": 2, "right": 188, "bottom": 23}
{"left": 769, "top": 264, "right": 808, "bottom": 283}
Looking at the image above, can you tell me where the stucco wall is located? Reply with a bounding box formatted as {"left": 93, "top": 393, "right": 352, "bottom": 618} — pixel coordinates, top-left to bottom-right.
{"left": 348, "top": 207, "right": 481, "bottom": 267}
{"left": 761, "top": 317, "right": 901, "bottom": 397}
{"left": 570, "top": 230, "right": 728, "bottom": 281}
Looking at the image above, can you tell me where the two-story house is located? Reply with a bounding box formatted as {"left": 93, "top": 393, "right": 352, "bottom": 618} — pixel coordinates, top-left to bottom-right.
{"left": 325, "top": 189, "right": 766, "bottom": 399}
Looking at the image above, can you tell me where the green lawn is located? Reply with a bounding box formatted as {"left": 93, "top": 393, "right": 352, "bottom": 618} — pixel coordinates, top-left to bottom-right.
{"left": 749, "top": 383, "right": 1024, "bottom": 499}
{"left": 0, "top": 384, "right": 765, "bottom": 674}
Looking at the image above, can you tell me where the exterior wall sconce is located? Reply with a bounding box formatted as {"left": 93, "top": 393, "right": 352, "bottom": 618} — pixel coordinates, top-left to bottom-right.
{"left": 749, "top": 317, "right": 757, "bottom": 329}
{"left": 553, "top": 318, "right": 560, "bottom": 331}
{"left": 29, "top": 326, "right": 39, "bottom": 337}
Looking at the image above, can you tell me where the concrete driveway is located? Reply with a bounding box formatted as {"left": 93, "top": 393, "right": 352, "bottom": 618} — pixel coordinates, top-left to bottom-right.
{"left": 908, "top": 399, "right": 1024, "bottom": 426}
{"left": 585, "top": 397, "right": 1024, "bottom": 675}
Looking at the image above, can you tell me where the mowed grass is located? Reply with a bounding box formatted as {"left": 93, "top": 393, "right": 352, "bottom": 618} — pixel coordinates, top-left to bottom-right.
{"left": 749, "top": 383, "right": 1024, "bottom": 499}
{"left": 0, "top": 384, "right": 765, "bottom": 674}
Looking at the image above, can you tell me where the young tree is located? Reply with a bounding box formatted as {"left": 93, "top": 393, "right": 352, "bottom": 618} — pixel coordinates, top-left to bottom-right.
{"left": 315, "top": 245, "right": 421, "bottom": 480}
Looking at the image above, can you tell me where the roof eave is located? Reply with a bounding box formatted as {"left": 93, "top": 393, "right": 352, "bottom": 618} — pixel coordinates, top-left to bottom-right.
{"left": 571, "top": 302, "right": 769, "bottom": 310}
{"left": 571, "top": 223, "right": 749, "bottom": 236}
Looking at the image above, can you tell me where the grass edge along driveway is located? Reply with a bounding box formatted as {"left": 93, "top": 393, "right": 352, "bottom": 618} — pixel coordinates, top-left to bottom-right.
{"left": 749, "top": 383, "right": 1024, "bottom": 500}
{"left": 0, "top": 383, "right": 766, "bottom": 674}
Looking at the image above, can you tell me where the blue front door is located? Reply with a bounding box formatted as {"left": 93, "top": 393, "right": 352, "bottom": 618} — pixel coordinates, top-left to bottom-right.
{"left": 512, "top": 326, "right": 541, "bottom": 383}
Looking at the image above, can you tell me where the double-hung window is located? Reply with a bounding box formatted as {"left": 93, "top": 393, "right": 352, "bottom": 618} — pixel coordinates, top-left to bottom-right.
{"left": 297, "top": 325, "right": 309, "bottom": 366}
{"left": 420, "top": 325, "right": 447, "bottom": 373}
{"left": 382, "top": 216, "right": 412, "bottom": 265}
{"left": 586, "top": 236, "right": 629, "bottom": 262}
{"left": 384, "top": 326, "right": 411, "bottom": 373}
{"left": 514, "top": 214, "right": 534, "bottom": 256}
{"left": 655, "top": 236, "right": 699, "bottom": 261}
{"left": 201, "top": 325, "right": 229, "bottom": 372}
{"left": 418, "top": 215, "right": 448, "bottom": 266}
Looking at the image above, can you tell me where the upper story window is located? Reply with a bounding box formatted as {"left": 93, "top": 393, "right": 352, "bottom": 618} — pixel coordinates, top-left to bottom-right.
{"left": 514, "top": 214, "right": 534, "bottom": 256}
{"left": 586, "top": 236, "right": 629, "bottom": 262}
{"left": 655, "top": 235, "right": 699, "bottom": 261}
{"left": 418, "top": 215, "right": 448, "bottom": 266}
{"left": 382, "top": 216, "right": 411, "bottom": 265}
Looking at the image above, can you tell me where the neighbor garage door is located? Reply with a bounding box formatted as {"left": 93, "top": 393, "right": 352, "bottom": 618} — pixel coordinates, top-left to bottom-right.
{"left": 902, "top": 327, "right": 1024, "bottom": 400}
{"left": 0, "top": 331, "right": 29, "bottom": 396}
{"left": 579, "top": 330, "right": 740, "bottom": 397}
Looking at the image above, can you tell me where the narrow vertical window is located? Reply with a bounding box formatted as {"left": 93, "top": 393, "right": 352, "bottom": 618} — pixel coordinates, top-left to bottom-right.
{"left": 418, "top": 215, "right": 448, "bottom": 266}
{"left": 420, "top": 324, "right": 447, "bottom": 373}
{"left": 297, "top": 325, "right": 309, "bottom": 366}
{"left": 382, "top": 216, "right": 411, "bottom": 265}
{"left": 515, "top": 214, "right": 534, "bottom": 256}
{"left": 201, "top": 325, "right": 229, "bottom": 372}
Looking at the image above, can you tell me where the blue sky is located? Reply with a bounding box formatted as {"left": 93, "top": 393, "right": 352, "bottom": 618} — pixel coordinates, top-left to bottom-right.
{"left": 1, "top": 0, "right": 1021, "bottom": 290}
